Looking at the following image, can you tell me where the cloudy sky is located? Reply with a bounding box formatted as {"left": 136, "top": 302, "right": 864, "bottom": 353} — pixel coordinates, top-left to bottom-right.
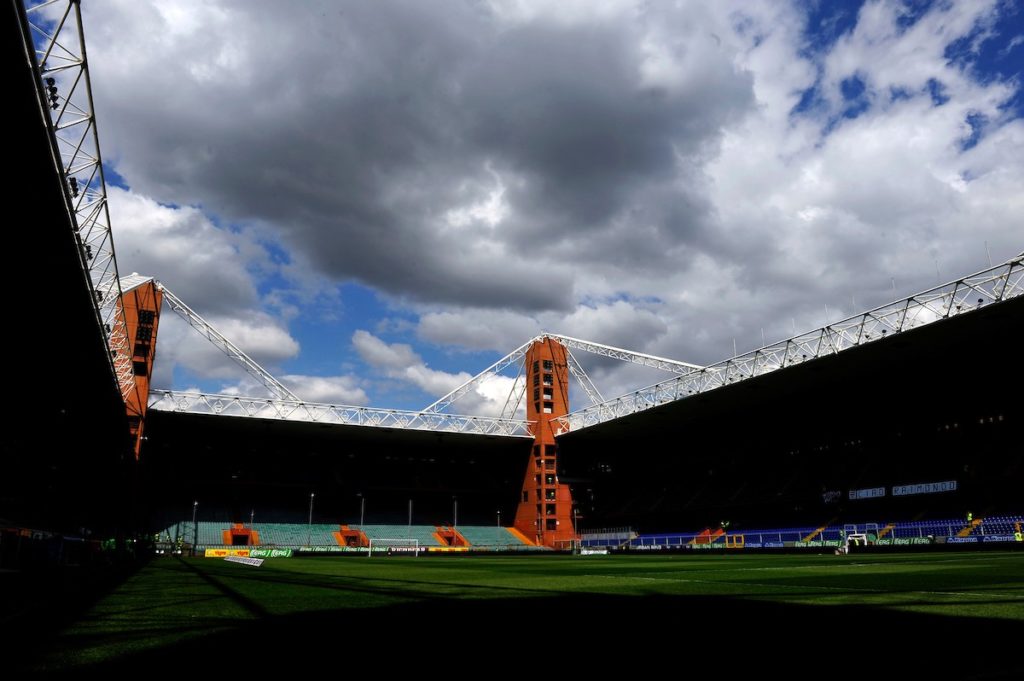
{"left": 77, "top": 0, "right": 1022, "bottom": 413}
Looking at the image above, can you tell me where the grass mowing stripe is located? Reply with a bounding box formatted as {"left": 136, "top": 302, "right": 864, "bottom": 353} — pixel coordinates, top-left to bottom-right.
{"left": 21, "top": 550, "right": 1022, "bottom": 673}
{"left": 587, "top": 572, "right": 1024, "bottom": 599}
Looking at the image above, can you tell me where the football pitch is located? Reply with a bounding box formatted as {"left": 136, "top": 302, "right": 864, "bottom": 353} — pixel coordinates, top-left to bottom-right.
{"left": 20, "top": 551, "right": 1024, "bottom": 674}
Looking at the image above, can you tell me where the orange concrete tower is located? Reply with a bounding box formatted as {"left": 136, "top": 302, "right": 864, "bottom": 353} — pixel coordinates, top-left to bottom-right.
{"left": 120, "top": 278, "right": 163, "bottom": 459}
{"left": 513, "top": 338, "right": 577, "bottom": 548}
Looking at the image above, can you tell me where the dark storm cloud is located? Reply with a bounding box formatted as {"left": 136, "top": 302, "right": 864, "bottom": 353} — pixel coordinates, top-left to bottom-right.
{"left": 83, "top": 0, "right": 754, "bottom": 312}
{"left": 464, "top": 22, "right": 748, "bottom": 244}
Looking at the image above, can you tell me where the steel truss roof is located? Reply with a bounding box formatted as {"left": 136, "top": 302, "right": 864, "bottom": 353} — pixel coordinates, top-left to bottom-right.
{"left": 553, "top": 253, "right": 1024, "bottom": 435}
{"left": 147, "top": 390, "right": 533, "bottom": 437}
{"left": 147, "top": 253, "right": 1021, "bottom": 438}
{"left": 25, "top": 0, "right": 137, "bottom": 401}
{"left": 157, "top": 284, "right": 299, "bottom": 401}
{"left": 421, "top": 333, "right": 702, "bottom": 415}
{"left": 118, "top": 273, "right": 154, "bottom": 295}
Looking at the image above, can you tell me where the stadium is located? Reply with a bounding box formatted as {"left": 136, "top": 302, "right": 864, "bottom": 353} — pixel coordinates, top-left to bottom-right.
{"left": 4, "top": 0, "right": 1022, "bottom": 674}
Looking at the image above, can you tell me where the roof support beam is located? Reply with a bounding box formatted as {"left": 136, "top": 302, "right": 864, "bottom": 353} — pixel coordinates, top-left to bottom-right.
{"left": 157, "top": 284, "right": 299, "bottom": 401}
{"left": 554, "top": 253, "right": 1024, "bottom": 435}
{"left": 148, "top": 390, "right": 532, "bottom": 438}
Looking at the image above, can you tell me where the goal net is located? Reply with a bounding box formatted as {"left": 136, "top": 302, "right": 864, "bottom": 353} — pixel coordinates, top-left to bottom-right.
{"left": 367, "top": 538, "right": 421, "bottom": 556}
{"left": 836, "top": 533, "right": 868, "bottom": 555}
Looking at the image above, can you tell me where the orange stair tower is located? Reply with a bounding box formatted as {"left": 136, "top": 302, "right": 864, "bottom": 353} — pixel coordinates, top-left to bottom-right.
{"left": 121, "top": 278, "right": 163, "bottom": 459}
{"left": 513, "top": 338, "right": 578, "bottom": 548}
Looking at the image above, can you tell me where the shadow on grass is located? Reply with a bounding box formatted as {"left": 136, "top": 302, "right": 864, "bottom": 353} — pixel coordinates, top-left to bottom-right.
{"left": 2, "top": 558, "right": 145, "bottom": 640}
{"left": 19, "top": 566, "right": 1024, "bottom": 678}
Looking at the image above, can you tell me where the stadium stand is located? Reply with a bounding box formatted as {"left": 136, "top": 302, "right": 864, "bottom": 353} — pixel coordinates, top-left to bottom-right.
{"left": 354, "top": 524, "right": 445, "bottom": 547}
{"left": 197, "top": 522, "right": 225, "bottom": 546}
{"left": 630, "top": 516, "right": 1024, "bottom": 548}
{"left": 456, "top": 526, "right": 536, "bottom": 549}
{"left": 153, "top": 515, "right": 1021, "bottom": 553}
{"left": 978, "top": 515, "right": 1024, "bottom": 535}
{"left": 579, "top": 528, "right": 636, "bottom": 548}
{"left": 252, "top": 523, "right": 337, "bottom": 546}
{"left": 160, "top": 521, "right": 340, "bottom": 548}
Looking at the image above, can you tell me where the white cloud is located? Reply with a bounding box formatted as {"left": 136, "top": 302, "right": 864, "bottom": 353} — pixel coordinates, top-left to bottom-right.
{"left": 400, "top": 364, "right": 473, "bottom": 399}
{"left": 556, "top": 301, "right": 669, "bottom": 351}
{"left": 484, "top": 0, "right": 634, "bottom": 28}
{"left": 109, "top": 187, "right": 261, "bottom": 314}
{"left": 351, "top": 330, "right": 420, "bottom": 372}
{"left": 443, "top": 164, "right": 510, "bottom": 229}
{"left": 277, "top": 374, "right": 368, "bottom": 405}
{"left": 352, "top": 330, "right": 525, "bottom": 415}
{"left": 417, "top": 309, "right": 542, "bottom": 352}
{"left": 151, "top": 312, "right": 298, "bottom": 386}
{"left": 77, "top": 1, "right": 1021, "bottom": 412}
{"left": 210, "top": 372, "right": 367, "bottom": 405}
{"left": 109, "top": 187, "right": 305, "bottom": 391}
{"left": 353, "top": 329, "right": 472, "bottom": 397}
{"left": 822, "top": 1, "right": 1003, "bottom": 111}
{"left": 210, "top": 316, "right": 300, "bottom": 363}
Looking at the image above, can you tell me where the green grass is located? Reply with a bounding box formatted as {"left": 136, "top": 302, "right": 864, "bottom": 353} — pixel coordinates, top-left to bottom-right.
{"left": 24, "top": 551, "right": 1024, "bottom": 673}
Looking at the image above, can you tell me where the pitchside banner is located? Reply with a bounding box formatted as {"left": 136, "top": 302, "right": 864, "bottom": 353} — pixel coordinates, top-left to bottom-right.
{"left": 300, "top": 546, "right": 361, "bottom": 553}
{"left": 794, "top": 540, "right": 841, "bottom": 548}
{"left": 249, "top": 548, "right": 293, "bottom": 558}
{"left": 204, "top": 548, "right": 251, "bottom": 558}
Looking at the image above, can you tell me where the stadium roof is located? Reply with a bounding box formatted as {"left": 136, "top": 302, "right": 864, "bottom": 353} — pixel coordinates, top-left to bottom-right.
{"left": 558, "top": 292, "right": 1023, "bottom": 449}
{"left": 118, "top": 273, "right": 155, "bottom": 294}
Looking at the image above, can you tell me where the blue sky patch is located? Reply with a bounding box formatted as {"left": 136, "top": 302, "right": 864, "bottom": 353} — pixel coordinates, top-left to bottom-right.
{"left": 894, "top": 0, "right": 938, "bottom": 33}
{"left": 801, "top": 0, "right": 864, "bottom": 57}
{"left": 960, "top": 111, "right": 987, "bottom": 150}
{"left": 926, "top": 78, "right": 950, "bottom": 105}
{"left": 103, "top": 163, "right": 130, "bottom": 191}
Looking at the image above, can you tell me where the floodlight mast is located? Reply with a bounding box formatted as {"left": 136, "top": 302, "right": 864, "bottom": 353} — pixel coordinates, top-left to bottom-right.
{"left": 26, "top": 0, "right": 137, "bottom": 401}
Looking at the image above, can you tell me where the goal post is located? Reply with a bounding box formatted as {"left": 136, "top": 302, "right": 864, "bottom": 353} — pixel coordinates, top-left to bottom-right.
{"left": 367, "top": 538, "right": 420, "bottom": 556}
{"left": 836, "top": 533, "right": 868, "bottom": 555}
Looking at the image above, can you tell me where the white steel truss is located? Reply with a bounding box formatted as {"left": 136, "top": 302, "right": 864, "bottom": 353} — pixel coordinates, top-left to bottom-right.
{"left": 147, "top": 390, "right": 532, "bottom": 438}
{"left": 145, "top": 252, "right": 1020, "bottom": 438}
{"left": 554, "top": 253, "right": 1024, "bottom": 435}
{"left": 548, "top": 334, "right": 702, "bottom": 374}
{"left": 25, "top": 0, "right": 136, "bottom": 400}
{"left": 157, "top": 284, "right": 299, "bottom": 401}
{"left": 421, "top": 339, "right": 536, "bottom": 413}
{"left": 499, "top": 365, "right": 527, "bottom": 420}
{"left": 422, "top": 333, "right": 701, "bottom": 415}
{"left": 147, "top": 283, "right": 532, "bottom": 435}
{"left": 565, "top": 347, "right": 604, "bottom": 405}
